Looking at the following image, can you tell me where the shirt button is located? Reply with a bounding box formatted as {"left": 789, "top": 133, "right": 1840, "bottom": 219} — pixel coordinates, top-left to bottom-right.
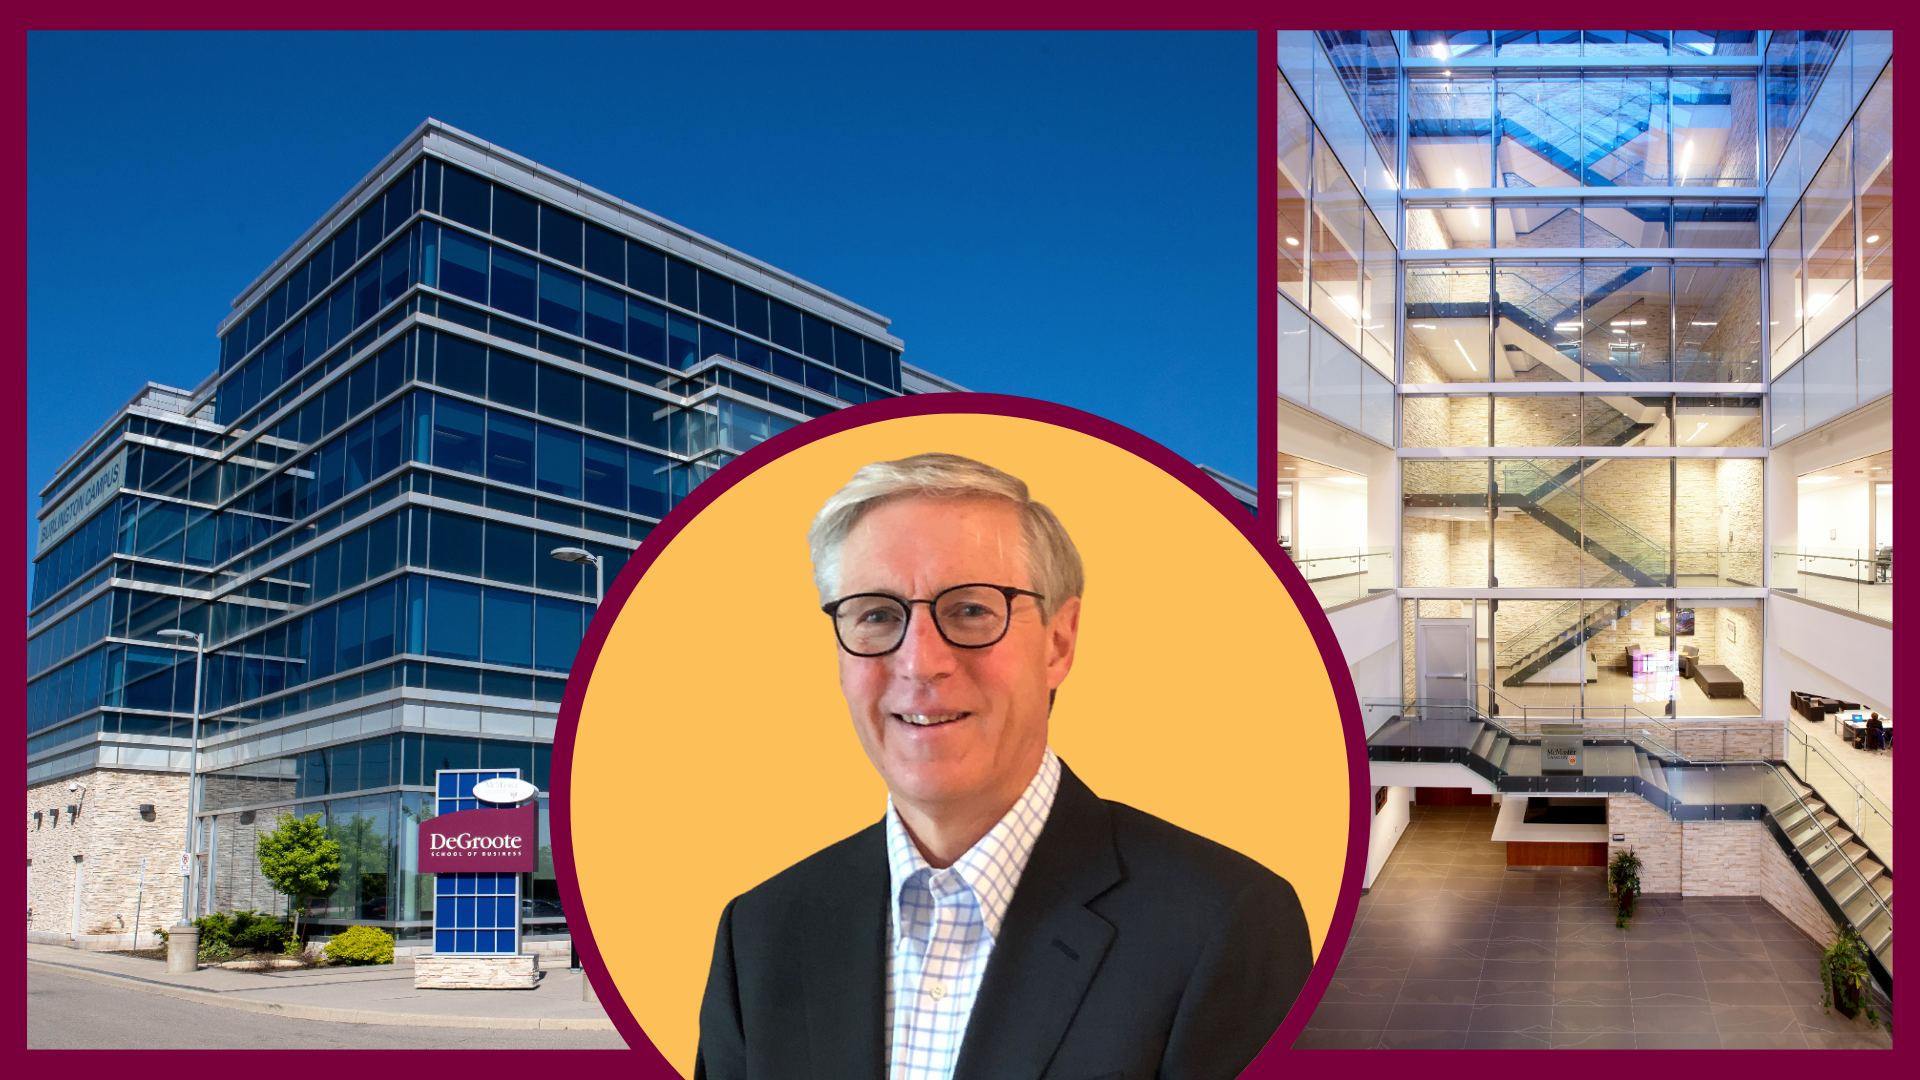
{"left": 928, "top": 983, "right": 947, "bottom": 1000}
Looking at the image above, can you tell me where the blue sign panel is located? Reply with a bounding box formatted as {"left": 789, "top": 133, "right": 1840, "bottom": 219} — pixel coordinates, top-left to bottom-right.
{"left": 433, "top": 769, "right": 523, "bottom": 955}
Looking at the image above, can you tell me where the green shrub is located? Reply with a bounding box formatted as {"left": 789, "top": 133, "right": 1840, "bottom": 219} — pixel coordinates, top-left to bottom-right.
{"left": 324, "top": 926, "right": 394, "bottom": 965}
{"left": 199, "top": 941, "right": 233, "bottom": 962}
{"left": 193, "top": 912, "right": 234, "bottom": 950}
{"left": 229, "top": 910, "right": 293, "bottom": 953}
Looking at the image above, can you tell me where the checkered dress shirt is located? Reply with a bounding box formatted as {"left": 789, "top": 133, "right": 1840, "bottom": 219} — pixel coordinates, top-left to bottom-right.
{"left": 883, "top": 748, "right": 1061, "bottom": 1080}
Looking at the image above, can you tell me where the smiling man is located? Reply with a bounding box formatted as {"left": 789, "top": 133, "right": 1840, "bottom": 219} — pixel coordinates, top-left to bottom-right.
{"left": 695, "top": 453, "right": 1313, "bottom": 1080}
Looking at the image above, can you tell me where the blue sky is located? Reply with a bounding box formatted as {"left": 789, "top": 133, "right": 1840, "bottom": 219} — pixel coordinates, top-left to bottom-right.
{"left": 27, "top": 32, "right": 1256, "bottom": 557}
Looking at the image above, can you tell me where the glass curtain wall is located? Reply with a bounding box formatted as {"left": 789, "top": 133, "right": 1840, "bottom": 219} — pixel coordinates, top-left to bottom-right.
{"left": 1407, "top": 260, "right": 1760, "bottom": 383}
{"left": 1278, "top": 60, "right": 1395, "bottom": 445}
{"left": 1768, "top": 62, "right": 1892, "bottom": 385}
{"left": 1409, "top": 72, "right": 1758, "bottom": 191}
{"left": 1409, "top": 30, "right": 1758, "bottom": 60}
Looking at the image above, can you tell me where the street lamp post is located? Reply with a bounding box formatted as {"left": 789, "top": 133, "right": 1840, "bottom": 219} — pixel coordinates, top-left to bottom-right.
{"left": 549, "top": 546, "right": 604, "bottom": 605}
{"left": 156, "top": 628, "right": 204, "bottom": 973}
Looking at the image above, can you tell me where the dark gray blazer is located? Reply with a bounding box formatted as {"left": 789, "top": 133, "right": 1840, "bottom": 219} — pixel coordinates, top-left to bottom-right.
{"left": 695, "top": 760, "right": 1314, "bottom": 1080}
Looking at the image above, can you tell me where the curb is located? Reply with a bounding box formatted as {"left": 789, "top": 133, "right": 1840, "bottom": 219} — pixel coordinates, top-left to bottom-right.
{"left": 27, "top": 959, "right": 618, "bottom": 1031}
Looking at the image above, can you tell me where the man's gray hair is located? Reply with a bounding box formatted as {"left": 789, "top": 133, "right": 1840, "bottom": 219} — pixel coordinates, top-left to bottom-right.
{"left": 808, "top": 452, "right": 1084, "bottom": 620}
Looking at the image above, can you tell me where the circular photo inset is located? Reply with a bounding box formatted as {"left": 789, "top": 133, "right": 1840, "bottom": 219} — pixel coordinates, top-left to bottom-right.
{"left": 560, "top": 397, "right": 1361, "bottom": 1078}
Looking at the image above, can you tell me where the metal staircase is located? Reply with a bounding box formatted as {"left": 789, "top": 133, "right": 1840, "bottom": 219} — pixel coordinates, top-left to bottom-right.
{"left": 1369, "top": 699, "right": 1894, "bottom": 996}
{"left": 1771, "top": 790, "right": 1895, "bottom": 972}
{"left": 1499, "top": 595, "right": 1631, "bottom": 686}
{"left": 1497, "top": 458, "right": 1671, "bottom": 586}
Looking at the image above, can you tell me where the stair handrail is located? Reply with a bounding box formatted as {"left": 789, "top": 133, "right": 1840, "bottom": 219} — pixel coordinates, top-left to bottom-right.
{"left": 1784, "top": 723, "right": 1893, "bottom": 871}
{"left": 1474, "top": 681, "right": 1684, "bottom": 759}
{"left": 1746, "top": 757, "right": 1893, "bottom": 967}
{"left": 1497, "top": 586, "right": 1630, "bottom": 667}
{"left": 1489, "top": 588, "right": 1612, "bottom": 664}
{"left": 1501, "top": 458, "right": 1671, "bottom": 566}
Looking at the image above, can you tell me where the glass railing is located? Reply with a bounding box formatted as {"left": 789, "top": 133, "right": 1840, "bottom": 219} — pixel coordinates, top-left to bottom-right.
{"left": 1784, "top": 722, "right": 1893, "bottom": 871}
{"left": 1501, "top": 459, "right": 1670, "bottom": 584}
{"left": 1289, "top": 547, "right": 1392, "bottom": 609}
{"left": 1550, "top": 408, "right": 1646, "bottom": 448}
{"left": 1676, "top": 549, "right": 1764, "bottom": 587}
{"left": 1772, "top": 547, "right": 1893, "bottom": 622}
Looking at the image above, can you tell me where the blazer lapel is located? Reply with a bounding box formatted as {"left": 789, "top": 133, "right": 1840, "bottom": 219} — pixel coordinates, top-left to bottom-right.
{"left": 952, "top": 762, "right": 1122, "bottom": 1080}
{"left": 799, "top": 822, "right": 890, "bottom": 1080}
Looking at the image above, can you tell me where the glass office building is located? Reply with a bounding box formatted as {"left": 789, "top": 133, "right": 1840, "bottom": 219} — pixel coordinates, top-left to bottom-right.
{"left": 27, "top": 119, "right": 932, "bottom": 946}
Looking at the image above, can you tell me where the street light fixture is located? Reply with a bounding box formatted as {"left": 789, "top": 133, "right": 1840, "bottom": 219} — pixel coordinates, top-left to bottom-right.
{"left": 156, "top": 629, "right": 205, "bottom": 932}
{"left": 549, "top": 546, "right": 605, "bottom": 605}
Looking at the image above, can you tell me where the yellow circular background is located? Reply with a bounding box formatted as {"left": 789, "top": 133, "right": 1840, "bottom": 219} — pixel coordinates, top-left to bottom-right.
{"left": 570, "top": 412, "right": 1351, "bottom": 1074}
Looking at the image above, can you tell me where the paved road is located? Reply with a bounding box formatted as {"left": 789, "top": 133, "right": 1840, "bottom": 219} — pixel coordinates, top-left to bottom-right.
{"left": 28, "top": 967, "right": 631, "bottom": 1049}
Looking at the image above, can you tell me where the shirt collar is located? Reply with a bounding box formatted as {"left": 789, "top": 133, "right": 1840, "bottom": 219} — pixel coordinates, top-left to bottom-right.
{"left": 885, "top": 747, "right": 1062, "bottom": 944}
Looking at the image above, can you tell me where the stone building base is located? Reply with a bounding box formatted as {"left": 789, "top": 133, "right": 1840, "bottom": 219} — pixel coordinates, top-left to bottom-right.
{"left": 414, "top": 952, "right": 541, "bottom": 989}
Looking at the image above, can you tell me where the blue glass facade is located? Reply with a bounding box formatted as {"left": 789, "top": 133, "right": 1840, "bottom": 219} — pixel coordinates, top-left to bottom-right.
{"left": 29, "top": 120, "right": 926, "bottom": 945}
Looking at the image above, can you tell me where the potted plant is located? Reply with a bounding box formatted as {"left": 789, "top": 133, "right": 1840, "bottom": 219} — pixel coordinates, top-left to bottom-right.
{"left": 1607, "top": 847, "right": 1641, "bottom": 929}
{"left": 1819, "top": 926, "right": 1884, "bottom": 1030}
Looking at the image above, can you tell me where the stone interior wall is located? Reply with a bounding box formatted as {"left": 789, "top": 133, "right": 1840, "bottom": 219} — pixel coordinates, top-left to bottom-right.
{"left": 1492, "top": 395, "right": 1580, "bottom": 445}
{"left": 1405, "top": 514, "right": 1495, "bottom": 589}
{"left": 1608, "top": 794, "right": 1682, "bottom": 894}
{"left": 1404, "top": 395, "right": 1492, "bottom": 448}
{"left": 1506, "top": 207, "right": 1583, "bottom": 247}
{"left": 1719, "top": 80, "right": 1762, "bottom": 188}
{"left": 1680, "top": 269, "right": 1764, "bottom": 378}
{"left": 27, "top": 769, "right": 188, "bottom": 941}
{"left": 1404, "top": 518, "right": 1450, "bottom": 588}
{"left": 1404, "top": 336, "right": 1448, "bottom": 384}
{"left": 1717, "top": 456, "right": 1764, "bottom": 584}
{"left": 1404, "top": 207, "right": 1456, "bottom": 251}
{"left": 1669, "top": 718, "right": 1781, "bottom": 760}
{"left": 1402, "top": 459, "right": 1491, "bottom": 588}
{"left": 1401, "top": 599, "right": 1417, "bottom": 701}
{"left": 1402, "top": 396, "right": 1451, "bottom": 448}
{"left": 1758, "top": 831, "right": 1840, "bottom": 946}
{"left": 1493, "top": 511, "right": 1595, "bottom": 587}
{"left": 1716, "top": 606, "right": 1763, "bottom": 705}
{"left": 1680, "top": 820, "right": 1771, "bottom": 895}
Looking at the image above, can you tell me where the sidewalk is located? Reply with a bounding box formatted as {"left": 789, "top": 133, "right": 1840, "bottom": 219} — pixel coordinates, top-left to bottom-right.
{"left": 25, "top": 942, "right": 619, "bottom": 1031}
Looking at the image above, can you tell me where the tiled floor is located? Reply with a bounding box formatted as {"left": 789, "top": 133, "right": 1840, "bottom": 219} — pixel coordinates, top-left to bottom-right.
{"left": 1297, "top": 804, "right": 1893, "bottom": 1049}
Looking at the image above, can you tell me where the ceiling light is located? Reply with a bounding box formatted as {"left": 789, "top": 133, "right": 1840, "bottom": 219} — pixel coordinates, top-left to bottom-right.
{"left": 1456, "top": 168, "right": 1470, "bottom": 189}
{"left": 1690, "top": 321, "right": 1717, "bottom": 326}
{"left": 1411, "top": 323, "right": 1438, "bottom": 329}
{"left": 1454, "top": 339, "right": 1477, "bottom": 372}
{"left": 1685, "top": 421, "right": 1708, "bottom": 443}
{"left": 1285, "top": 237, "right": 1300, "bottom": 246}
{"left": 1867, "top": 234, "right": 1881, "bottom": 243}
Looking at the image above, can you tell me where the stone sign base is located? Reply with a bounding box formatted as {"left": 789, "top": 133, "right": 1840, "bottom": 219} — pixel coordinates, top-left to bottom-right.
{"left": 414, "top": 952, "right": 540, "bottom": 990}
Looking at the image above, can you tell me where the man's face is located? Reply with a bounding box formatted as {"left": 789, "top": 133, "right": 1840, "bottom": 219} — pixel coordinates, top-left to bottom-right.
{"left": 833, "top": 496, "right": 1079, "bottom": 817}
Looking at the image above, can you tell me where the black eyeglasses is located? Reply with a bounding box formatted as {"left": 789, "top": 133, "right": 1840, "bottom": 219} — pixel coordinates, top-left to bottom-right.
{"left": 822, "top": 583, "right": 1045, "bottom": 657}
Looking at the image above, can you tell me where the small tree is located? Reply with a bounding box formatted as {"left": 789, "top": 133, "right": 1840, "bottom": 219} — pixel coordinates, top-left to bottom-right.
{"left": 256, "top": 813, "right": 341, "bottom": 945}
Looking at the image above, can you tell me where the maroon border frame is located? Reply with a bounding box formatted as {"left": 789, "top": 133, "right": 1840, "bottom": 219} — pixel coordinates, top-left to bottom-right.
{"left": 551, "top": 390, "right": 1372, "bottom": 1072}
